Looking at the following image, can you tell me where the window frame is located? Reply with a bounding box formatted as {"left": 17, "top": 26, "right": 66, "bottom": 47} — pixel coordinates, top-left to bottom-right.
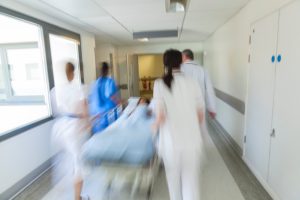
{"left": 0, "top": 6, "right": 84, "bottom": 142}
{"left": 0, "top": 42, "right": 45, "bottom": 104}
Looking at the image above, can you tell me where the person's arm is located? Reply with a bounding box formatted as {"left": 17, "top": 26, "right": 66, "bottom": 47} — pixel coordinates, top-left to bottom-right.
{"left": 152, "top": 81, "right": 165, "bottom": 133}
{"left": 204, "top": 69, "right": 217, "bottom": 119}
{"left": 197, "top": 108, "right": 204, "bottom": 124}
{"left": 192, "top": 79, "right": 206, "bottom": 124}
{"left": 109, "top": 79, "right": 121, "bottom": 105}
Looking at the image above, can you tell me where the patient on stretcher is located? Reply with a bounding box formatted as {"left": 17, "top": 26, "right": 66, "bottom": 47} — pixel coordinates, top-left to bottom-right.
{"left": 81, "top": 97, "right": 155, "bottom": 166}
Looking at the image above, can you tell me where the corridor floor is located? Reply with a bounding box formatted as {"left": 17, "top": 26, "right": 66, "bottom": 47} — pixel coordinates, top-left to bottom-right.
{"left": 13, "top": 122, "right": 272, "bottom": 200}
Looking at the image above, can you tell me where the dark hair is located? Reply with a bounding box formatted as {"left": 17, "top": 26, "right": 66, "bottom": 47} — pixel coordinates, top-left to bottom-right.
{"left": 163, "top": 49, "right": 182, "bottom": 89}
{"left": 182, "top": 49, "right": 194, "bottom": 60}
{"left": 66, "top": 62, "right": 75, "bottom": 73}
{"left": 138, "top": 97, "right": 150, "bottom": 105}
{"left": 101, "top": 62, "right": 109, "bottom": 77}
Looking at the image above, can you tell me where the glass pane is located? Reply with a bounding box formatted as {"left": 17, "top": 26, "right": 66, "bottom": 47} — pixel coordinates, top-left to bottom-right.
{"left": 0, "top": 13, "right": 50, "bottom": 135}
{"left": 7, "top": 48, "right": 45, "bottom": 96}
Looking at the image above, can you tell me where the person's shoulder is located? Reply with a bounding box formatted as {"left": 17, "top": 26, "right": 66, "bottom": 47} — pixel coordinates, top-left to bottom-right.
{"left": 183, "top": 61, "right": 204, "bottom": 69}
{"left": 179, "top": 74, "right": 198, "bottom": 85}
{"left": 154, "top": 78, "right": 163, "bottom": 84}
{"left": 153, "top": 78, "right": 164, "bottom": 89}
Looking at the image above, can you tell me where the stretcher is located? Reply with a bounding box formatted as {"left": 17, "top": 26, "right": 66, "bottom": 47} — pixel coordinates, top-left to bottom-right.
{"left": 83, "top": 97, "right": 161, "bottom": 199}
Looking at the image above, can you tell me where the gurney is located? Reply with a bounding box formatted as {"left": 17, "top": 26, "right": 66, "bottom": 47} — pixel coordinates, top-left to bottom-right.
{"left": 82, "top": 98, "right": 161, "bottom": 199}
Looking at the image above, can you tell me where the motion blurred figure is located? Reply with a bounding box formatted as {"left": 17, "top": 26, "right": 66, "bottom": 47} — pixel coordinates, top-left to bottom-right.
{"left": 181, "top": 49, "right": 217, "bottom": 119}
{"left": 153, "top": 49, "right": 205, "bottom": 200}
{"left": 51, "top": 62, "right": 90, "bottom": 200}
{"left": 89, "top": 62, "right": 120, "bottom": 134}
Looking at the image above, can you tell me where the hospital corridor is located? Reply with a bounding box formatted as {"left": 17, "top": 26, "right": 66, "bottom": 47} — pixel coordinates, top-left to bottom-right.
{"left": 0, "top": 0, "right": 299, "bottom": 200}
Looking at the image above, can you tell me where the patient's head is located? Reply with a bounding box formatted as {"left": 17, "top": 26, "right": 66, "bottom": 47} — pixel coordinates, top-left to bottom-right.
{"left": 138, "top": 97, "right": 150, "bottom": 105}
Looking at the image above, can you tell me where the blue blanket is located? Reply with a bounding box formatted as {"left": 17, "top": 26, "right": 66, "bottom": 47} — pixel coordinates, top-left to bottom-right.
{"left": 82, "top": 105, "right": 155, "bottom": 166}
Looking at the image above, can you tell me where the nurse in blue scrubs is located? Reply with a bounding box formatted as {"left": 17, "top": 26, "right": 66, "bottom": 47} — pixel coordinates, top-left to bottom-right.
{"left": 89, "top": 62, "right": 120, "bottom": 134}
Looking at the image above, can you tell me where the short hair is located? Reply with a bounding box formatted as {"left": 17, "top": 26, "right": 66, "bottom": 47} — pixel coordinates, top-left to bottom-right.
{"left": 101, "top": 62, "right": 109, "bottom": 77}
{"left": 182, "top": 49, "right": 194, "bottom": 60}
{"left": 138, "top": 97, "right": 150, "bottom": 105}
{"left": 66, "top": 62, "right": 75, "bottom": 73}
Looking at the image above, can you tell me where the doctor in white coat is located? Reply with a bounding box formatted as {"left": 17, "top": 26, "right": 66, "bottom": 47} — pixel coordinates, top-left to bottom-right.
{"left": 181, "top": 49, "right": 217, "bottom": 119}
{"left": 153, "top": 49, "right": 205, "bottom": 200}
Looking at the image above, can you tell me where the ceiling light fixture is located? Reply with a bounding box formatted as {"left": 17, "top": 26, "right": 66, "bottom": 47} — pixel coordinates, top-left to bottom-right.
{"left": 166, "top": 0, "right": 188, "bottom": 13}
{"left": 133, "top": 30, "right": 178, "bottom": 40}
{"left": 137, "top": 38, "right": 149, "bottom": 42}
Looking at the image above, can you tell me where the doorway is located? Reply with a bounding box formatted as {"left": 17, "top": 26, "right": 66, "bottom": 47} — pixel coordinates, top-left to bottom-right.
{"left": 137, "top": 54, "right": 164, "bottom": 99}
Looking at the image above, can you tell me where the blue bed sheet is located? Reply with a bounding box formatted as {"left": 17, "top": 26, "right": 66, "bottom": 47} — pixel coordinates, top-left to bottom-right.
{"left": 82, "top": 105, "right": 155, "bottom": 166}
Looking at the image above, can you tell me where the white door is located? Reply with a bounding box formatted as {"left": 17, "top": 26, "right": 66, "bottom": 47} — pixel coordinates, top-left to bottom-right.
{"left": 244, "top": 12, "right": 279, "bottom": 181}
{"left": 268, "top": 2, "right": 300, "bottom": 199}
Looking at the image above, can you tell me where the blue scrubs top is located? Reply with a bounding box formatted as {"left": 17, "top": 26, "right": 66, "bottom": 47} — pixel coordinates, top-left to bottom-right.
{"left": 89, "top": 77, "right": 118, "bottom": 134}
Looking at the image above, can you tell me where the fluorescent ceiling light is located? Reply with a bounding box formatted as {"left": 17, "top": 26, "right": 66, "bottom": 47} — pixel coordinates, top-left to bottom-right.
{"left": 137, "top": 38, "right": 149, "bottom": 42}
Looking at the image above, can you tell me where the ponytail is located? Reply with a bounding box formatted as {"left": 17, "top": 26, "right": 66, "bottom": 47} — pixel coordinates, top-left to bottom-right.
{"left": 163, "top": 65, "right": 173, "bottom": 89}
{"left": 162, "top": 49, "right": 182, "bottom": 90}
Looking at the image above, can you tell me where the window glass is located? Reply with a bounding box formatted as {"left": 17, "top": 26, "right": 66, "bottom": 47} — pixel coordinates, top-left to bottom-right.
{"left": 0, "top": 13, "right": 50, "bottom": 135}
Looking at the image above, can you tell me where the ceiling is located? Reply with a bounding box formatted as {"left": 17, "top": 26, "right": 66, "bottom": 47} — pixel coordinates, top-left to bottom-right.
{"left": 14, "top": 0, "right": 249, "bottom": 45}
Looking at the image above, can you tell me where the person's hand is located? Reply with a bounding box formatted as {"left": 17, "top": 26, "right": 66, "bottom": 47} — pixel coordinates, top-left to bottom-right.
{"left": 90, "top": 113, "right": 100, "bottom": 123}
{"left": 209, "top": 112, "right": 216, "bottom": 119}
{"left": 152, "top": 123, "right": 159, "bottom": 135}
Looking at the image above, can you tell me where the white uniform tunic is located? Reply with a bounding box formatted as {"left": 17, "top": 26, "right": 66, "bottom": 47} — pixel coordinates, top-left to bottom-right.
{"left": 181, "top": 60, "right": 216, "bottom": 114}
{"left": 153, "top": 72, "right": 205, "bottom": 200}
{"left": 51, "top": 82, "right": 89, "bottom": 178}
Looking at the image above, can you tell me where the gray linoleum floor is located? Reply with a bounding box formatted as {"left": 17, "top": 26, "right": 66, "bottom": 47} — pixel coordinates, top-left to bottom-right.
{"left": 12, "top": 122, "right": 272, "bottom": 200}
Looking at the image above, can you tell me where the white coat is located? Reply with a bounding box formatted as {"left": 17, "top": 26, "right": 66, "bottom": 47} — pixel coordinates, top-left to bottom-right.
{"left": 153, "top": 72, "right": 205, "bottom": 200}
{"left": 51, "top": 82, "right": 89, "bottom": 178}
{"left": 181, "top": 60, "right": 217, "bottom": 114}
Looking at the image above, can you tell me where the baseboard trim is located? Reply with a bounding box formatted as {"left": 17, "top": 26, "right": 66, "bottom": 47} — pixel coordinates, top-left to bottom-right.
{"left": 0, "top": 156, "right": 54, "bottom": 200}
{"left": 208, "top": 118, "right": 243, "bottom": 157}
{"left": 243, "top": 157, "right": 280, "bottom": 200}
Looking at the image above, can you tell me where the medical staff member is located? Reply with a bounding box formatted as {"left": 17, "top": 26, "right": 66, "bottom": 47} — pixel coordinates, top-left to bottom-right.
{"left": 51, "top": 62, "right": 90, "bottom": 200}
{"left": 153, "top": 49, "right": 205, "bottom": 200}
{"left": 181, "top": 49, "right": 217, "bottom": 119}
{"left": 89, "top": 62, "right": 120, "bottom": 133}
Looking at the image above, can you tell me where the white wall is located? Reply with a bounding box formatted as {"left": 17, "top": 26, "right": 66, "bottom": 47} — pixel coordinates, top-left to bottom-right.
{"left": 0, "top": 1, "right": 96, "bottom": 195}
{"left": 0, "top": 121, "right": 54, "bottom": 194}
{"left": 95, "top": 43, "right": 118, "bottom": 83}
{"left": 203, "top": 0, "right": 294, "bottom": 148}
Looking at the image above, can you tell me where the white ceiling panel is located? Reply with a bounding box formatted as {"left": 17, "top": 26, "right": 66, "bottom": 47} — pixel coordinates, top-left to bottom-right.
{"left": 188, "top": 0, "right": 249, "bottom": 11}
{"left": 14, "top": 0, "right": 116, "bottom": 43}
{"left": 93, "top": 0, "right": 184, "bottom": 32}
{"left": 10, "top": 0, "right": 250, "bottom": 44}
{"left": 39, "top": 0, "right": 107, "bottom": 18}
{"left": 81, "top": 17, "right": 132, "bottom": 42}
{"left": 184, "top": 10, "right": 239, "bottom": 33}
{"left": 180, "top": 29, "right": 211, "bottom": 42}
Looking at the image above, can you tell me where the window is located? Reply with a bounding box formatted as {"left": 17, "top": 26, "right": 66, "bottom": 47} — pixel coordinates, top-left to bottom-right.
{"left": 0, "top": 13, "right": 50, "bottom": 135}
{"left": 49, "top": 34, "right": 81, "bottom": 86}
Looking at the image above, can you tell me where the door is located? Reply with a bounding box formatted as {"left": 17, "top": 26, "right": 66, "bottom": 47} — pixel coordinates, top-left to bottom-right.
{"left": 244, "top": 12, "right": 279, "bottom": 181}
{"left": 127, "top": 54, "right": 140, "bottom": 97}
{"left": 268, "top": 2, "right": 300, "bottom": 199}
